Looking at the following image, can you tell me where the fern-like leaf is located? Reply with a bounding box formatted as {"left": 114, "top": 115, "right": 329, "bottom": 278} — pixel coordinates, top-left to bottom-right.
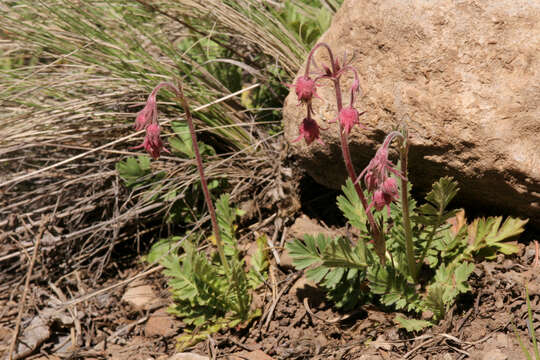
{"left": 417, "top": 176, "right": 459, "bottom": 226}
{"left": 286, "top": 234, "right": 368, "bottom": 309}
{"left": 424, "top": 262, "right": 474, "bottom": 320}
{"left": 337, "top": 178, "right": 368, "bottom": 233}
{"left": 367, "top": 265, "right": 420, "bottom": 312}
{"left": 215, "top": 193, "right": 239, "bottom": 257}
{"left": 395, "top": 315, "right": 432, "bottom": 332}
{"left": 467, "top": 216, "right": 527, "bottom": 259}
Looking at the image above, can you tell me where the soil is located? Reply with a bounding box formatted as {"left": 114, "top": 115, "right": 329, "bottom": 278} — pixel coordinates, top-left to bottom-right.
{"left": 1, "top": 211, "right": 539, "bottom": 360}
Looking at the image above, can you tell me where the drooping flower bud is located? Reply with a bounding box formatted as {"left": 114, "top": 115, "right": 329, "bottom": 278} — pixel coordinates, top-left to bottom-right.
{"left": 364, "top": 170, "right": 378, "bottom": 193}
{"left": 337, "top": 107, "right": 365, "bottom": 134}
{"left": 372, "top": 190, "right": 388, "bottom": 212}
{"left": 134, "top": 94, "right": 157, "bottom": 131}
{"left": 133, "top": 123, "right": 170, "bottom": 159}
{"left": 292, "top": 116, "right": 323, "bottom": 145}
{"left": 381, "top": 177, "right": 398, "bottom": 197}
{"left": 293, "top": 75, "right": 318, "bottom": 103}
{"left": 358, "top": 132, "right": 406, "bottom": 214}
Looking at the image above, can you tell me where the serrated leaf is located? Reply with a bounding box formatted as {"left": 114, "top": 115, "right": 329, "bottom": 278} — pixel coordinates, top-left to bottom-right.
{"left": 423, "top": 285, "right": 446, "bottom": 320}
{"left": 323, "top": 237, "right": 367, "bottom": 269}
{"left": 146, "top": 236, "right": 180, "bottom": 264}
{"left": 468, "top": 216, "right": 527, "bottom": 259}
{"left": 417, "top": 176, "right": 459, "bottom": 226}
{"left": 116, "top": 155, "right": 151, "bottom": 187}
{"left": 367, "top": 265, "right": 420, "bottom": 311}
{"left": 286, "top": 234, "right": 367, "bottom": 309}
{"left": 337, "top": 178, "right": 368, "bottom": 233}
{"left": 428, "top": 262, "right": 473, "bottom": 314}
{"left": 395, "top": 315, "right": 433, "bottom": 332}
{"left": 215, "top": 194, "right": 238, "bottom": 257}
{"left": 286, "top": 234, "right": 330, "bottom": 270}
{"left": 247, "top": 235, "right": 269, "bottom": 288}
{"left": 170, "top": 121, "right": 216, "bottom": 159}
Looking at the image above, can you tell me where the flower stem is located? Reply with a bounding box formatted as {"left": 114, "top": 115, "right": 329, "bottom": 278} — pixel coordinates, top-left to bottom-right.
{"left": 315, "top": 43, "right": 385, "bottom": 264}
{"left": 399, "top": 140, "right": 416, "bottom": 282}
{"left": 174, "top": 82, "right": 230, "bottom": 273}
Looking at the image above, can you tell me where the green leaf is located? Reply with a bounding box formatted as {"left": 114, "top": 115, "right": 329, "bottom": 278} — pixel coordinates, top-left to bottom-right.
{"left": 423, "top": 285, "right": 446, "bottom": 320}
{"left": 395, "top": 315, "right": 433, "bottom": 332}
{"left": 116, "top": 155, "right": 151, "bottom": 187}
{"left": 337, "top": 178, "right": 368, "bottom": 233}
{"left": 169, "top": 121, "right": 216, "bottom": 159}
{"left": 425, "top": 262, "right": 474, "bottom": 319}
{"left": 468, "top": 216, "right": 527, "bottom": 259}
{"left": 417, "top": 176, "right": 459, "bottom": 226}
{"left": 215, "top": 193, "right": 239, "bottom": 257}
{"left": 146, "top": 236, "right": 180, "bottom": 264}
{"left": 367, "top": 265, "right": 420, "bottom": 312}
{"left": 248, "top": 234, "right": 269, "bottom": 288}
{"left": 286, "top": 234, "right": 368, "bottom": 310}
{"left": 286, "top": 234, "right": 330, "bottom": 270}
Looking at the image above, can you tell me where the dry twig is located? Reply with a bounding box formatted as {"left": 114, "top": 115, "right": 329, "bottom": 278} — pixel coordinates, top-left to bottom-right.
{"left": 8, "top": 216, "right": 48, "bottom": 360}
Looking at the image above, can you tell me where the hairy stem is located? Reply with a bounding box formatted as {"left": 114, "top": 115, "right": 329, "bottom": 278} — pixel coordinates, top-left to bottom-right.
{"left": 400, "top": 141, "right": 416, "bottom": 282}
{"left": 174, "top": 82, "right": 230, "bottom": 273}
{"left": 321, "top": 44, "right": 384, "bottom": 264}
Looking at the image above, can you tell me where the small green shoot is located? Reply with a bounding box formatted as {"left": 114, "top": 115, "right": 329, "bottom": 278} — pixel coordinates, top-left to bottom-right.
{"left": 514, "top": 286, "right": 540, "bottom": 360}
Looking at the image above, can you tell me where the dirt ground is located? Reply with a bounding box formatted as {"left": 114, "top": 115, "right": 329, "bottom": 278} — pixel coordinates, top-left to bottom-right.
{"left": 1, "top": 214, "right": 538, "bottom": 360}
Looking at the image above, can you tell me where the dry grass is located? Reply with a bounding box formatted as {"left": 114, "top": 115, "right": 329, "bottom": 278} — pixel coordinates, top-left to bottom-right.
{"left": 0, "top": 0, "right": 338, "bottom": 291}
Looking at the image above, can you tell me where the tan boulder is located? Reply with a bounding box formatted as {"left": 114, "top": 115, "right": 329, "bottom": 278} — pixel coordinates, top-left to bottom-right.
{"left": 283, "top": 0, "right": 540, "bottom": 226}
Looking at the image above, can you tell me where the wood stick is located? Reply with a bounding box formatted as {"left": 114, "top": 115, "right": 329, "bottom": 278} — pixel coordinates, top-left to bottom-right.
{"left": 8, "top": 216, "right": 48, "bottom": 360}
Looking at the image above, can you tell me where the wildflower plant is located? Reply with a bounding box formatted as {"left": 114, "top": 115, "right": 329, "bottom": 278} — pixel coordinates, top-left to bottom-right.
{"left": 131, "top": 81, "right": 267, "bottom": 349}
{"left": 287, "top": 43, "right": 528, "bottom": 329}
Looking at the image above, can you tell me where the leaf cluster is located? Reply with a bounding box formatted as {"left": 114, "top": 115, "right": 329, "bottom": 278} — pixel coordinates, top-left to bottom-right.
{"left": 287, "top": 234, "right": 368, "bottom": 310}
{"left": 147, "top": 194, "right": 266, "bottom": 349}
{"left": 287, "top": 176, "right": 528, "bottom": 330}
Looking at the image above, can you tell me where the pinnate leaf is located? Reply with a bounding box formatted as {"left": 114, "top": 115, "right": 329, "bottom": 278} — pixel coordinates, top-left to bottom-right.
{"left": 467, "top": 216, "right": 527, "bottom": 259}
{"left": 395, "top": 315, "right": 433, "bottom": 332}
{"left": 337, "top": 178, "right": 368, "bottom": 233}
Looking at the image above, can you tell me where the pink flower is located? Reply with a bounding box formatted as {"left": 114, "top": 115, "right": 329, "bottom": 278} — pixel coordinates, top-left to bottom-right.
{"left": 372, "top": 190, "right": 389, "bottom": 212}
{"left": 133, "top": 123, "right": 170, "bottom": 159}
{"left": 293, "top": 75, "right": 318, "bottom": 103}
{"left": 375, "top": 177, "right": 400, "bottom": 214}
{"left": 337, "top": 107, "right": 365, "bottom": 134}
{"left": 358, "top": 132, "right": 406, "bottom": 213}
{"left": 293, "top": 117, "right": 323, "bottom": 145}
{"left": 134, "top": 94, "right": 157, "bottom": 131}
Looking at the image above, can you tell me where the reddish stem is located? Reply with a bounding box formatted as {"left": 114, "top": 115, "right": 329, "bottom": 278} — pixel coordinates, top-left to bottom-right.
{"left": 309, "top": 44, "right": 384, "bottom": 261}
{"left": 173, "top": 82, "right": 230, "bottom": 272}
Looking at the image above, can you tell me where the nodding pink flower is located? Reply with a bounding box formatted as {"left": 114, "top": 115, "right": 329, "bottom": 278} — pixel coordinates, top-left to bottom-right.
{"left": 371, "top": 180, "right": 399, "bottom": 214}
{"left": 293, "top": 75, "right": 318, "bottom": 104}
{"left": 134, "top": 94, "right": 157, "bottom": 131}
{"left": 293, "top": 116, "right": 323, "bottom": 145}
{"left": 372, "top": 190, "right": 388, "bottom": 211}
{"left": 336, "top": 107, "right": 365, "bottom": 135}
{"left": 381, "top": 177, "right": 398, "bottom": 196}
{"left": 358, "top": 132, "right": 406, "bottom": 213}
{"left": 133, "top": 123, "right": 170, "bottom": 159}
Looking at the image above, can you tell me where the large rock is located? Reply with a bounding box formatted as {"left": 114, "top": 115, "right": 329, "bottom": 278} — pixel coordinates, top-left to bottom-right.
{"left": 283, "top": 0, "right": 540, "bottom": 226}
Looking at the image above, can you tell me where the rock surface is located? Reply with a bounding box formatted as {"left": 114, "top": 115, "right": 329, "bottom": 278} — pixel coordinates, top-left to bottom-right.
{"left": 283, "top": 0, "right": 540, "bottom": 226}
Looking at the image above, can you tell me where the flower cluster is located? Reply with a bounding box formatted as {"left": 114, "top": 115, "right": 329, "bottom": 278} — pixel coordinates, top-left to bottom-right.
{"left": 291, "top": 44, "right": 365, "bottom": 145}
{"left": 132, "top": 83, "right": 171, "bottom": 159}
{"left": 358, "top": 132, "right": 405, "bottom": 214}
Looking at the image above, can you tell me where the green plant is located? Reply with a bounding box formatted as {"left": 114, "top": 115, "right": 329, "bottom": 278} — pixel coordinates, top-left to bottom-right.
{"left": 149, "top": 194, "right": 266, "bottom": 349}
{"left": 286, "top": 43, "right": 528, "bottom": 330}
{"left": 135, "top": 81, "right": 267, "bottom": 349}
{"left": 514, "top": 286, "right": 540, "bottom": 360}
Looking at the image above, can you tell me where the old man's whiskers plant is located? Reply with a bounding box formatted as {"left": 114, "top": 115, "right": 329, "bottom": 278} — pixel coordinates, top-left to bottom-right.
{"left": 132, "top": 81, "right": 266, "bottom": 348}
{"left": 286, "top": 43, "right": 528, "bottom": 330}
